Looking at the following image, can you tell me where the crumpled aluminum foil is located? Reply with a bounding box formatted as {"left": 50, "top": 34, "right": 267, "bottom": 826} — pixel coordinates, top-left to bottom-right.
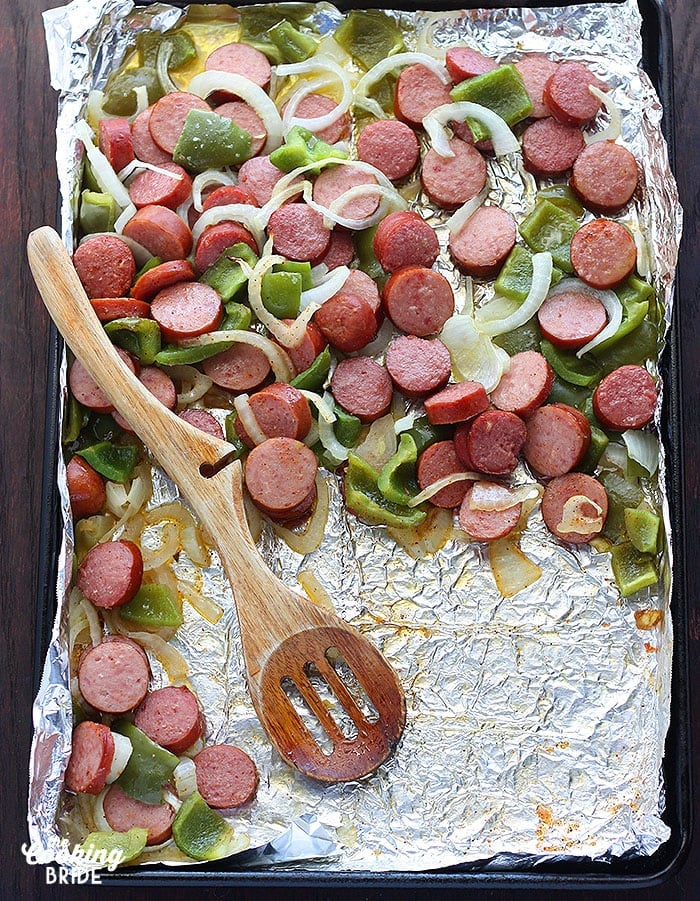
{"left": 30, "top": 0, "right": 682, "bottom": 875}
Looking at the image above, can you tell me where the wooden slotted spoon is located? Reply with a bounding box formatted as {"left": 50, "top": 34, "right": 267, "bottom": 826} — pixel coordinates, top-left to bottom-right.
{"left": 28, "top": 226, "right": 406, "bottom": 782}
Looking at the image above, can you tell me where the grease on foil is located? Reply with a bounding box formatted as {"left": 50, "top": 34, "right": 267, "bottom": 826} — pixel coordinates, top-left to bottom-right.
{"left": 31, "top": 0, "right": 681, "bottom": 875}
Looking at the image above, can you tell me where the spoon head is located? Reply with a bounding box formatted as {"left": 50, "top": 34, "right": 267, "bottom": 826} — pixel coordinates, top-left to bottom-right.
{"left": 253, "top": 626, "right": 406, "bottom": 782}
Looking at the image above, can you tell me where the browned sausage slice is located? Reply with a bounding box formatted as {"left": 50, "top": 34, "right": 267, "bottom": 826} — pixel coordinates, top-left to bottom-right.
{"left": 130, "top": 259, "right": 195, "bottom": 301}
{"left": 64, "top": 721, "right": 115, "bottom": 795}
{"left": 522, "top": 118, "right": 585, "bottom": 177}
{"left": 570, "top": 219, "right": 636, "bottom": 289}
{"left": 423, "top": 381, "right": 489, "bottom": 426}
{"left": 453, "top": 421, "right": 476, "bottom": 470}
{"left": 543, "top": 62, "right": 606, "bottom": 127}
{"left": 90, "top": 298, "right": 152, "bottom": 322}
{"left": 194, "top": 744, "right": 258, "bottom": 809}
{"left": 67, "top": 456, "right": 106, "bottom": 520}
{"left": 201, "top": 184, "right": 258, "bottom": 211}
{"left": 135, "top": 686, "right": 204, "bottom": 755}
{"left": 123, "top": 204, "right": 193, "bottom": 261}
{"left": 195, "top": 222, "right": 258, "bottom": 274}
{"left": 446, "top": 47, "right": 497, "bottom": 82}
{"left": 281, "top": 93, "right": 351, "bottom": 145}
{"left": 417, "top": 440, "right": 472, "bottom": 508}
{"left": 112, "top": 366, "right": 178, "bottom": 432}
{"left": 131, "top": 106, "right": 171, "bottom": 165}
{"left": 490, "top": 351, "right": 554, "bottom": 417}
{"left": 73, "top": 236, "right": 136, "bottom": 299}
{"left": 357, "top": 120, "right": 420, "bottom": 181}
{"left": 313, "top": 166, "right": 379, "bottom": 221}
{"left": 234, "top": 383, "right": 312, "bottom": 447}
{"left": 69, "top": 348, "right": 138, "bottom": 413}
{"left": 515, "top": 55, "right": 559, "bottom": 119}
{"left": 129, "top": 161, "right": 192, "bottom": 210}
{"left": 151, "top": 282, "right": 223, "bottom": 342}
{"left": 593, "top": 364, "right": 657, "bottom": 430}
{"left": 98, "top": 118, "right": 135, "bottom": 173}
{"left": 77, "top": 539, "right": 144, "bottom": 609}
{"left": 318, "top": 228, "right": 354, "bottom": 271}
{"left": 314, "top": 293, "right": 378, "bottom": 353}
{"left": 541, "top": 472, "right": 608, "bottom": 543}
{"left": 383, "top": 266, "right": 454, "bottom": 337}
{"left": 178, "top": 408, "right": 224, "bottom": 439}
{"left": 78, "top": 637, "right": 150, "bottom": 715}
{"left": 537, "top": 289, "right": 607, "bottom": 350}
{"left": 268, "top": 203, "right": 331, "bottom": 263}
{"left": 330, "top": 357, "right": 393, "bottom": 423}
{"left": 466, "top": 410, "right": 527, "bottom": 475}
{"left": 421, "top": 139, "right": 487, "bottom": 209}
{"left": 280, "top": 319, "right": 327, "bottom": 375}
{"left": 103, "top": 784, "right": 175, "bottom": 846}
{"left": 148, "top": 91, "right": 211, "bottom": 154}
{"left": 449, "top": 206, "right": 517, "bottom": 278}
{"left": 215, "top": 101, "right": 267, "bottom": 156}
{"left": 523, "top": 404, "right": 591, "bottom": 477}
{"left": 385, "top": 335, "right": 451, "bottom": 397}
{"left": 244, "top": 437, "right": 318, "bottom": 521}
{"left": 394, "top": 64, "right": 452, "bottom": 127}
{"left": 373, "top": 210, "right": 440, "bottom": 273}
{"left": 458, "top": 482, "right": 522, "bottom": 541}
{"left": 202, "top": 343, "right": 271, "bottom": 393}
{"left": 205, "top": 42, "right": 272, "bottom": 91}
{"left": 571, "top": 141, "right": 639, "bottom": 213}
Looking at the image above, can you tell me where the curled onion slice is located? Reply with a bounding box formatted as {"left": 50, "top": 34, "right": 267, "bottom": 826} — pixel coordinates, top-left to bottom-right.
{"left": 234, "top": 393, "right": 268, "bottom": 446}
{"left": 271, "top": 473, "right": 329, "bottom": 555}
{"left": 181, "top": 329, "right": 295, "bottom": 383}
{"left": 475, "top": 252, "right": 553, "bottom": 336}
{"left": 489, "top": 538, "right": 543, "bottom": 598}
{"left": 423, "top": 102, "right": 520, "bottom": 158}
{"left": 543, "top": 277, "right": 622, "bottom": 358}
{"left": 446, "top": 188, "right": 488, "bottom": 236}
{"left": 408, "top": 471, "right": 481, "bottom": 507}
{"left": 173, "top": 758, "right": 197, "bottom": 799}
{"left": 298, "top": 569, "right": 334, "bottom": 609}
{"left": 439, "top": 314, "right": 510, "bottom": 393}
{"left": 191, "top": 169, "right": 237, "bottom": 212}
{"left": 584, "top": 85, "right": 622, "bottom": 145}
{"left": 277, "top": 57, "right": 352, "bottom": 133}
{"left": 299, "top": 390, "right": 336, "bottom": 424}
{"left": 191, "top": 202, "right": 264, "bottom": 249}
{"left": 354, "top": 53, "right": 450, "bottom": 120}
{"left": 316, "top": 391, "right": 349, "bottom": 462}
{"left": 299, "top": 265, "right": 350, "bottom": 309}
{"left": 75, "top": 120, "right": 131, "bottom": 208}
{"left": 118, "top": 159, "right": 184, "bottom": 182}
{"left": 106, "top": 733, "right": 133, "bottom": 784}
{"left": 178, "top": 581, "right": 223, "bottom": 624}
{"left": 187, "top": 71, "right": 284, "bottom": 153}
{"left": 163, "top": 364, "right": 213, "bottom": 405}
{"left": 556, "top": 495, "right": 604, "bottom": 534}
{"left": 114, "top": 203, "right": 137, "bottom": 235}
{"left": 78, "top": 231, "right": 151, "bottom": 266}
{"left": 253, "top": 179, "right": 308, "bottom": 230}
{"left": 469, "top": 482, "right": 539, "bottom": 512}
{"left": 354, "top": 414, "right": 397, "bottom": 470}
{"left": 622, "top": 429, "right": 659, "bottom": 475}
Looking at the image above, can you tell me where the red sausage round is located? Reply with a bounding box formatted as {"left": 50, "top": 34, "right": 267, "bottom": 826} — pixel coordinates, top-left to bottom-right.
{"left": 570, "top": 219, "right": 637, "bottom": 289}
{"left": 122, "top": 204, "right": 193, "bottom": 261}
{"left": 335, "top": 269, "right": 381, "bottom": 315}
{"left": 98, "top": 117, "right": 135, "bottom": 174}
{"left": 331, "top": 357, "right": 393, "bottom": 423}
{"left": 131, "top": 106, "right": 171, "bottom": 165}
{"left": 201, "top": 184, "right": 258, "bottom": 211}
{"left": 90, "top": 298, "right": 152, "bottom": 322}
{"left": 421, "top": 139, "right": 487, "bottom": 209}
{"left": 77, "top": 539, "right": 143, "bottom": 609}
{"left": 446, "top": 47, "right": 497, "bottom": 82}
{"left": 314, "top": 292, "right": 378, "bottom": 353}
{"left": 543, "top": 61, "right": 606, "bottom": 127}
{"left": 313, "top": 165, "right": 379, "bottom": 221}
{"left": 69, "top": 348, "right": 138, "bottom": 413}
{"left": 281, "top": 93, "right": 351, "bottom": 145}
{"left": 385, "top": 335, "right": 452, "bottom": 398}
{"left": 215, "top": 101, "right": 267, "bottom": 156}
{"left": 280, "top": 319, "right": 327, "bottom": 375}
{"left": 205, "top": 42, "right": 272, "bottom": 91}
{"left": 128, "top": 161, "right": 192, "bottom": 210}
{"left": 318, "top": 229, "right": 354, "bottom": 271}
{"left": 593, "top": 364, "right": 657, "bottom": 430}
{"left": 130, "top": 259, "right": 195, "bottom": 301}
{"left": 103, "top": 784, "right": 175, "bottom": 846}
{"left": 202, "top": 343, "right": 271, "bottom": 393}
{"left": 424, "top": 381, "right": 489, "bottom": 426}
{"left": 571, "top": 141, "right": 639, "bottom": 213}
{"left": 522, "top": 117, "right": 585, "bottom": 177}
{"left": 194, "top": 222, "right": 258, "bottom": 274}
{"left": 64, "top": 721, "right": 115, "bottom": 795}
{"left": 523, "top": 404, "right": 591, "bottom": 477}
{"left": 490, "top": 351, "right": 554, "bottom": 417}
{"left": 515, "top": 55, "right": 559, "bottom": 119}
{"left": 453, "top": 421, "right": 476, "bottom": 470}
{"left": 373, "top": 210, "right": 440, "bottom": 273}
{"left": 466, "top": 410, "right": 527, "bottom": 475}
{"left": 238, "top": 156, "right": 300, "bottom": 206}
{"left": 194, "top": 744, "right": 258, "bottom": 809}
{"left": 244, "top": 437, "right": 318, "bottom": 521}
{"left": 151, "top": 282, "right": 223, "bottom": 342}
{"left": 135, "top": 686, "right": 204, "bottom": 755}
{"left": 268, "top": 203, "right": 331, "bottom": 263}
{"left": 357, "top": 120, "right": 420, "bottom": 181}
{"left": 383, "top": 266, "right": 454, "bottom": 337}
{"left": 449, "top": 206, "right": 517, "bottom": 278}
{"left": 148, "top": 91, "right": 211, "bottom": 154}
{"left": 394, "top": 64, "right": 452, "bottom": 127}
{"left": 541, "top": 472, "right": 608, "bottom": 543}
{"left": 73, "top": 236, "right": 136, "bottom": 299}
{"left": 67, "top": 456, "right": 106, "bottom": 520}
{"left": 112, "top": 366, "right": 177, "bottom": 432}
{"left": 234, "top": 382, "right": 312, "bottom": 447}
{"left": 417, "top": 440, "right": 472, "bottom": 508}
{"left": 78, "top": 637, "right": 150, "bottom": 715}
{"left": 178, "top": 408, "right": 224, "bottom": 439}
{"left": 537, "top": 288, "right": 607, "bottom": 350}
{"left": 458, "top": 482, "right": 522, "bottom": 541}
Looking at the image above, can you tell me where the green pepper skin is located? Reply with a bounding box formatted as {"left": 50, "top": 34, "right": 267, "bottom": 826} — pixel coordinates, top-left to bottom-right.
{"left": 77, "top": 442, "right": 139, "bottom": 482}
{"left": 589, "top": 282, "right": 651, "bottom": 356}
{"left": 492, "top": 317, "right": 542, "bottom": 356}
{"left": 354, "top": 224, "right": 386, "bottom": 286}
{"left": 102, "top": 68, "right": 163, "bottom": 116}
{"left": 173, "top": 110, "right": 252, "bottom": 172}
{"left": 261, "top": 270, "right": 302, "bottom": 318}
{"left": 137, "top": 30, "right": 196, "bottom": 69}
{"left": 540, "top": 339, "right": 601, "bottom": 387}
{"left": 269, "top": 126, "right": 348, "bottom": 173}
{"left": 345, "top": 453, "right": 427, "bottom": 528}
{"left": 275, "top": 260, "right": 313, "bottom": 290}
{"left": 519, "top": 200, "right": 580, "bottom": 272}
{"left": 494, "top": 244, "right": 563, "bottom": 303}
{"left": 79, "top": 190, "right": 119, "bottom": 235}
{"left": 450, "top": 64, "right": 533, "bottom": 141}
{"left": 104, "top": 318, "right": 162, "bottom": 365}
{"left": 119, "top": 584, "right": 184, "bottom": 629}
{"left": 536, "top": 185, "right": 585, "bottom": 218}
{"left": 79, "top": 828, "right": 149, "bottom": 867}
{"left": 290, "top": 347, "right": 331, "bottom": 391}
{"left": 624, "top": 507, "right": 661, "bottom": 554}
{"left": 223, "top": 414, "right": 248, "bottom": 460}
{"left": 591, "top": 320, "right": 657, "bottom": 376}
{"left": 134, "top": 256, "right": 163, "bottom": 281}
{"left": 266, "top": 19, "right": 317, "bottom": 62}
{"left": 405, "top": 416, "right": 451, "bottom": 456}
{"left": 579, "top": 425, "right": 609, "bottom": 474}
{"left": 171, "top": 791, "right": 234, "bottom": 861}
{"left": 333, "top": 405, "right": 362, "bottom": 448}
{"left": 113, "top": 722, "right": 179, "bottom": 804}
{"left": 377, "top": 434, "right": 421, "bottom": 506}
{"left": 610, "top": 542, "right": 658, "bottom": 597}
{"left": 156, "top": 301, "right": 251, "bottom": 366}
{"left": 333, "top": 10, "right": 405, "bottom": 69}
{"left": 63, "top": 394, "right": 87, "bottom": 445}
{"left": 199, "top": 242, "right": 258, "bottom": 302}
{"left": 600, "top": 470, "right": 644, "bottom": 541}
{"left": 546, "top": 377, "right": 588, "bottom": 410}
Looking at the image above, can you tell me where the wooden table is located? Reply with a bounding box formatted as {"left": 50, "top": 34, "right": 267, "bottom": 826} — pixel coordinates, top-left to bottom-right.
{"left": 1, "top": 2, "right": 697, "bottom": 898}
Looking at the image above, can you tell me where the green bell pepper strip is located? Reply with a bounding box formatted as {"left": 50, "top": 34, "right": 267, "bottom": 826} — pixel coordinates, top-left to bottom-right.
{"left": 624, "top": 507, "right": 660, "bottom": 554}
{"left": 240, "top": 4, "right": 317, "bottom": 41}
{"left": 536, "top": 185, "right": 584, "bottom": 218}
{"left": 494, "top": 244, "right": 563, "bottom": 303}
{"left": 119, "top": 584, "right": 183, "bottom": 629}
{"left": 610, "top": 542, "right": 658, "bottom": 598}
{"left": 354, "top": 224, "right": 386, "bottom": 285}
{"left": 79, "top": 828, "right": 148, "bottom": 868}
{"left": 275, "top": 260, "right": 313, "bottom": 290}
{"left": 113, "top": 721, "right": 179, "bottom": 804}
{"left": 79, "top": 190, "right": 119, "bottom": 235}
{"left": 102, "top": 68, "right": 164, "bottom": 116}
{"left": 546, "top": 377, "right": 588, "bottom": 410}
{"left": 333, "top": 10, "right": 405, "bottom": 69}
{"left": 223, "top": 414, "right": 248, "bottom": 460}
{"left": 266, "top": 19, "right": 317, "bottom": 62}
{"left": 345, "top": 453, "right": 427, "bottom": 528}
{"left": 199, "top": 242, "right": 258, "bottom": 302}
{"left": 63, "top": 394, "right": 86, "bottom": 445}
{"left": 173, "top": 110, "right": 252, "bottom": 172}
{"left": 334, "top": 405, "right": 362, "bottom": 448}
{"left": 134, "top": 256, "right": 163, "bottom": 280}
{"left": 405, "top": 416, "right": 451, "bottom": 456}
{"left": 248, "top": 40, "right": 285, "bottom": 65}
{"left": 591, "top": 320, "right": 657, "bottom": 375}
{"left": 104, "top": 318, "right": 162, "bottom": 365}
{"left": 377, "top": 434, "right": 421, "bottom": 506}
{"left": 261, "top": 270, "right": 302, "bottom": 318}
{"left": 290, "top": 346, "right": 331, "bottom": 391}
{"left": 450, "top": 64, "right": 533, "bottom": 142}
{"left": 579, "top": 425, "right": 609, "bottom": 474}
{"left": 137, "top": 29, "right": 196, "bottom": 70}
{"left": 82, "top": 159, "right": 101, "bottom": 193}
{"left": 540, "top": 339, "right": 601, "bottom": 387}
{"left": 600, "top": 470, "right": 644, "bottom": 541}
{"left": 89, "top": 412, "right": 120, "bottom": 443}
{"left": 156, "top": 302, "right": 252, "bottom": 365}
{"left": 588, "top": 280, "right": 651, "bottom": 355}
{"left": 492, "top": 317, "right": 542, "bottom": 356}
{"left": 77, "top": 442, "right": 139, "bottom": 482}
{"left": 171, "top": 791, "right": 235, "bottom": 861}
{"left": 519, "top": 200, "right": 579, "bottom": 273}
{"left": 269, "top": 126, "right": 348, "bottom": 174}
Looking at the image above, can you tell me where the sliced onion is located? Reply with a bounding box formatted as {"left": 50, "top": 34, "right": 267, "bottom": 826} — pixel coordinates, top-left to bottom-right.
{"left": 133, "top": 85, "right": 149, "bottom": 119}
{"left": 556, "top": 495, "right": 604, "bottom": 534}
{"left": 178, "top": 581, "right": 223, "bottom": 624}
{"left": 234, "top": 394, "right": 268, "bottom": 445}
{"left": 271, "top": 473, "right": 329, "bottom": 554}
{"left": 191, "top": 203, "right": 264, "bottom": 249}
{"left": 415, "top": 15, "right": 447, "bottom": 61}
{"left": 463, "top": 275, "right": 475, "bottom": 317}
{"left": 75, "top": 120, "right": 131, "bottom": 208}
{"left": 128, "top": 631, "right": 189, "bottom": 681}
{"left": 93, "top": 789, "right": 110, "bottom": 833}
{"left": 102, "top": 466, "right": 153, "bottom": 540}
{"left": 584, "top": 85, "right": 622, "bottom": 145}
{"left": 475, "top": 252, "right": 553, "bottom": 336}
{"left": 141, "top": 520, "right": 180, "bottom": 570}
{"left": 303, "top": 178, "right": 406, "bottom": 231}
{"left": 277, "top": 57, "right": 352, "bottom": 133}
{"left": 298, "top": 569, "right": 334, "bottom": 609}
{"left": 173, "top": 757, "right": 197, "bottom": 799}
{"left": 446, "top": 188, "right": 488, "bottom": 236}
{"left": 181, "top": 329, "right": 295, "bottom": 382}
{"left": 394, "top": 412, "right": 416, "bottom": 434}
{"left": 543, "top": 277, "right": 622, "bottom": 358}
{"left": 74, "top": 515, "right": 117, "bottom": 560}
{"left": 299, "top": 265, "right": 350, "bottom": 309}
{"left": 408, "top": 471, "right": 480, "bottom": 507}
{"left": 273, "top": 157, "right": 394, "bottom": 202}
{"left": 106, "top": 733, "right": 133, "bottom": 784}
{"left": 310, "top": 262, "right": 329, "bottom": 285}
{"left": 299, "top": 390, "right": 335, "bottom": 424}
{"left": 599, "top": 441, "right": 628, "bottom": 474}
{"left": 489, "top": 538, "right": 543, "bottom": 597}
{"left": 163, "top": 364, "right": 213, "bottom": 405}
{"left": 119, "top": 159, "right": 184, "bottom": 182}
{"left": 622, "top": 429, "right": 659, "bottom": 475}
{"left": 244, "top": 252, "right": 320, "bottom": 349}
{"left": 192, "top": 169, "right": 237, "bottom": 212}
{"left": 354, "top": 414, "right": 397, "bottom": 471}
{"left": 156, "top": 41, "right": 177, "bottom": 94}
{"left": 424, "top": 102, "right": 520, "bottom": 157}
{"left": 387, "top": 506, "right": 455, "bottom": 559}
{"left": 114, "top": 202, "right": 137, "bottom": 235}
{"left": 355, "top": 53, "right": 450, "bottom": 120}
{"left": 440, "top": 314, "right": 510, "bottom": 393}
{"left": 317, "top": 391, "right": 348, "bottom": 463}
{"left": 303, "top": 420, "right": 320, "bottom": 447}
{"left": 176, "top": 196, "right": 194, "bottom": 226}
{"left": 628, "top": 223, "right": 652, "bottom": 279}
{"left": 469, "top": 482, "right": 539, "bottom": 512}
{"left": 188, "top": 71, "right": 284, "bottom": 153}
{"left": 253, "top": 179, "right": 308, "bottom": 229}
{"left": 80, "top": 594, "right": 103, "bottom": 649}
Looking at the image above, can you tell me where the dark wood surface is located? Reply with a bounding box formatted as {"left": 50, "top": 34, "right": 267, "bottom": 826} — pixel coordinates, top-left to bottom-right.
{"left": 1, "top": 1, "right": 697, "bottom": 898}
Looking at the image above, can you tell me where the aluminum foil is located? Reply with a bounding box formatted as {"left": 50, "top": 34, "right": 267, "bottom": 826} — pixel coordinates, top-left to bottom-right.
{"left": 30, "top": 0, "right": 682, "bottom": 876}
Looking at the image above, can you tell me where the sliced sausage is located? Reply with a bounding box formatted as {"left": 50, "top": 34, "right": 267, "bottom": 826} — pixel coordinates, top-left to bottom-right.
{"left": 490, "top": 351, "right": 554, "bottom": 417}
{"left": 515, "top": 55, "right": 560, "bottom": 119}
{"left": 543, "top": 61, "right": 606, "bottom": 127}
{"left": 281, "top": 92, "right": 351, "bottom": 145}
{"left": 458, "top": 482, "right": 522, "bottom": 541}
{"left": 135, "top": 686, "right": 204, "bottom": 755}
{"left": 570, "top": 219, "right": 636, "bottom": 289}
{"left": 466, "top": 410, "right": 527, "bottom": 475}
{"left": 151, "top": 282, "right": 223, "bottom": 342}
{"left": 77, "top": 539, "right": 143, "bottom": 609}
{"left": 148, "top": 91, "right": 211, "bottom": 154}
{"left": 383, "top": 266, "right": 454, "bottom": 337}
{"left": 523, "top": 404, "right": 591, "bottom": 477}
{"left": 417, "top": 440, "right": 472, "bottom": 508}
{"left": 112, "top": 366, "right": 177, "bottom": 431}
{"left": 592, "top": 364, "right": 657, "bottom": 430}
{"left": 78, "top": 637, "right": 150, "bottom": 715}
{"left": 244, "top": 437, "right": 318, "bottom": 521}
{"left": 130, "top": 259, "right": 195, "bottom": 301}
{"left": 73, "top": 236, "right": 136, "bottom": 299}
{"left": 373, "top": 210, "right": 440, "bottom": 273}
{"left": 215, "top": 101, "right": 267, "bottom": 156}
{"left": 449, "top": 206, "right": 517, "bottom": 278}
{"left": 103, "top": 784, "right": 175, "bottom": 846}
{"left": 537, "top": 288, "right": 607, "bottom": 349}
{"left": 123, "top": 204, "right": 193, "bottom": 261}
{"left": 424, "top": 381, "right": 489, "bottom": 425}
{"left": 522, "top": 118, "right": 585, "bottom": 177}
{"left": 571, "top": 141, "right": 639, "bottom": 213}
{"left": 331, "top": 357, "right": 393, "bottom": 423}
{"left": 333, "top": 268, "right": 380, "bottom": 315}
{"left": 194, "top": 222, "right": 258, "bottom": 274}
{"left": 421, "top": 138, "right": 487, "bottom": 209}
{"left": 90, "top": 298, "right": 152, "bottom": 321}
{"left": 238, "top": 156, "right": 301, "bottom": 206}
{"left": 178, "top": 408, "right": 224, "bottom": 439}
{"left": 385, "top": 335, "right": 451, "bottom": 398}
{"left": 446, "top": 47, "right": 497, "bottom": 82}
{"left": 205, "top": 42, "right": 272, "bottom": 91}
{"left": 357, "top": 120, "right": 420, "bottom": 181}
{"left": 541, "top": 472, "right": 608, "bottom": 543}
{"left": 131, "top": 106, "right": 171, "bottom": 165}
{"left": 67, "top": 456, "right": 106, "bottom": 520}
{"left": 313, "top": 165, "right": 379, "bottom": 221}
{"left": 69, "top": 348, "right": 138, "bottom": 413}
{"left": 281, "top": 319, "right": 327, "bottom": 375}
{"left": 194, "top": 744, "right": 258, "bottom": 809}
{"left": 394, "top": 63, "right": 452, "bottom": 127}
{"left": 314, "top": 292, "right": 377, "bottom": 353}
{"left": 202, "top": 343, "right": 271, "bottom": 393}
{"left": 268, "top": 203, "right": 331, "bottom": 263}
{"left": 128, "top": 161, "right": 192, "bottom": 210}
{"left": 453, "top": 421, "right": 476, "bottom": 470}
{"left": 64, "top": 721, "right": 115, "bottom": 795}
{"left": 234, "top": 383, "right": 312, "bottom": 447}
{"left": 98, "top": 117, "right": 135, "bottom": 174}
{"left": 201, "top": 184, "right": 258, "bottom": 211}
{"left": 318, "top": 229, "right": 354, "bottom": 271}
